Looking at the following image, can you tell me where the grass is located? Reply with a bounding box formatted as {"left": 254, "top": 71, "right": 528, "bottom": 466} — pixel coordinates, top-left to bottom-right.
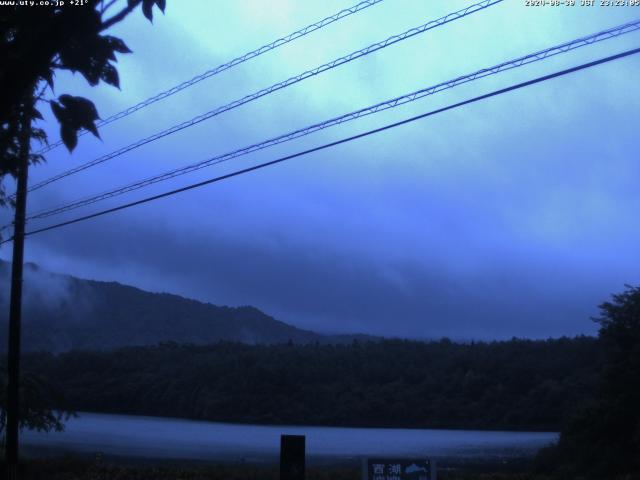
{"left": 1, "top": 456, "right": 555, "bottom": 480}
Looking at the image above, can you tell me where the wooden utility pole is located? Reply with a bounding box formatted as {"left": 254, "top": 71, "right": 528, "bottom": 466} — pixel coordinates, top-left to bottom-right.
{"left": 4, "top": 103, "right": 31, "bottom": 480}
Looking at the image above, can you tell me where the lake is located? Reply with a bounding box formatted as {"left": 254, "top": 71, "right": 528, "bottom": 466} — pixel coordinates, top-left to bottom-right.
{"left": 22, "top": 412, "right": 558, "bottom": 463}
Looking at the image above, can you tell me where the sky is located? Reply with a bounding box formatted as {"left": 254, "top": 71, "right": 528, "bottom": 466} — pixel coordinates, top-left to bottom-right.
{"left": 1, "top": 0, "right": 639, "bottom": 340}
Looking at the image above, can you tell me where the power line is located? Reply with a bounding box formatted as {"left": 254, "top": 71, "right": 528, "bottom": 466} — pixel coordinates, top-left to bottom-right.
{"left": 23, "top": 0, "right": 503, "bottom": 195}
{"left": 35, "top": 0, "right": 385, "bottom": 156}
{"left": 23, "top": 18, "right": 640, "bottom": 223}
{"left": 4, "top": 45, "right": 637, "bottom": 245}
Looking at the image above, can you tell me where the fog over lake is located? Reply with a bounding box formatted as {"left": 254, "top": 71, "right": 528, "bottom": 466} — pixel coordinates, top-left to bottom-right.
{"left": 22, "top": 413, "right": 558, "bottom": 463}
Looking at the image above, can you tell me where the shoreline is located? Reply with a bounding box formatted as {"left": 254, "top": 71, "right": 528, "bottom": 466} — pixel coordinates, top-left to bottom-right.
{"left": 5, "top": 454, "right": 549, "bottom": 480}
{"left": 21, "top": 446, "right": 538, "bottom": 470}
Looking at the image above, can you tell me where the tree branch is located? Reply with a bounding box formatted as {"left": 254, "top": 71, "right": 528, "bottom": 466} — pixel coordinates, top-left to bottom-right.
{"left": 101, "top": 0, "right": 119, "bottom": 15}
{"left": 101, "top": 2, "right": 139, "bottom": 31}
{"left": 34, "top": 82, "right": 48, "bottom": 103}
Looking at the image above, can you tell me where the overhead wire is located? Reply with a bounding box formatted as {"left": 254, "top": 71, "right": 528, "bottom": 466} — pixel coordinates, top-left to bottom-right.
{"left": 21, "top": 0, "right": 504, "bottom": 196}
{"left": 22, "top": 18, "right": 640, "bottom": 223}
{"left": 2, "top": 45, "right": 637, "bottom": 245}
{"left": 35, "top": 0, "right": 386, "bottom": 155}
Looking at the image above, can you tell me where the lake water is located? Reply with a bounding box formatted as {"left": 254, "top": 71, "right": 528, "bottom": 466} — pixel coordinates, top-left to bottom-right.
{"left": 22, "top": 412, "right": 558, "bottom": 463}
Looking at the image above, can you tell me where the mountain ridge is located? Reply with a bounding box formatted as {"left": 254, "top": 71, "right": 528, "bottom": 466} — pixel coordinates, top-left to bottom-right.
{"left": 0, "top": 260, "right": 377, "bottom": 352}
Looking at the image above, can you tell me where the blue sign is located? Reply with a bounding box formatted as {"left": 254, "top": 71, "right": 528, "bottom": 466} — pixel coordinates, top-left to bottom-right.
{"left": 364, "top": 458, "right": 436, "bottom": 480}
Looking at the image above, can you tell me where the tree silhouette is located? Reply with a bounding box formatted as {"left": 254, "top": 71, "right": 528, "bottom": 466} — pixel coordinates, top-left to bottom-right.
{"left": 537, "top": 285, "right": 640, "bottom": 478}
{"left": 0, "top": 0, "right": 167, "bottom": 466}
{"left": 0, "top": 0, "right": 166, "bottom": 205}
{"left": 0, "top": 366, "right": 73, "bottom": 435}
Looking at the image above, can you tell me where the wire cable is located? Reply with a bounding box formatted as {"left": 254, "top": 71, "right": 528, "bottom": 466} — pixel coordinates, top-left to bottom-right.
{"left": 3, "top": 45, "right": 637, "bottom": 245}
{"left": 23, "top": 18, "right": 640, "bottom": 223}
{"left": 23, "top": 0, "right": 503, "bottom": 195}
{"left": 35, "top": 0, "right": 385, "bottom": 155}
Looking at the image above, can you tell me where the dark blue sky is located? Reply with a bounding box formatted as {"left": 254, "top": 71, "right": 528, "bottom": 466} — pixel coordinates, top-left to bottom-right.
{"left": 1, "top": 0, "right": 639, "bottom": 339}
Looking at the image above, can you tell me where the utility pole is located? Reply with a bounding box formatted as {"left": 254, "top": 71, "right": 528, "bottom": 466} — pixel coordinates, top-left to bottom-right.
{"left": 4, "top": 101, "right": 31, "bottom": 480}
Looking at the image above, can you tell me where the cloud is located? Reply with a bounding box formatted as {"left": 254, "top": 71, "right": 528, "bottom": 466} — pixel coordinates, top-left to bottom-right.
{"left": 2, "top": 0, "right": 639, "bottom": 340}
{"left": 0, "top": 261, "right": 94, "bottom": 325}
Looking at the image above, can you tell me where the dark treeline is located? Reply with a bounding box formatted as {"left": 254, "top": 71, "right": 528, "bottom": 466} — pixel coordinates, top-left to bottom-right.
{"left": 23, "top": 337, "right": 600, "bottom": 431}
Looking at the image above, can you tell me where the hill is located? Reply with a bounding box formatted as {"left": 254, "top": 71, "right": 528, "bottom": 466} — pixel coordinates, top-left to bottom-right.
{"left": 0, "top": 260, "right": 372, "bottom": 351}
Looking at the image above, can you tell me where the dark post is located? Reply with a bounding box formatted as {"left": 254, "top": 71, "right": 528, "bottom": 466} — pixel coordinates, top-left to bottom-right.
{"left": 5, "top": 105, "right": 31, "bottom": 480}
{"left": 280, "top": 434, "right": 305, "bottom": 480}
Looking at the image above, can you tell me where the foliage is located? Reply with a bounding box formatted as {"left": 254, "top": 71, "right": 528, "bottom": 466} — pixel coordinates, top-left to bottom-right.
{"left": 0, "top": 0, "right": 166, "bottom": 449}
{"left": 0, "top": 0, "right": 166, "bottom": 205}
{"left": 0, "top": 365, "right": 73, "bottom": 435}
{"left": 23, "top": 336, "right": 600, "bottom": 431}
{"left": 534, "top": 285, "right": 640, "bottom": 478}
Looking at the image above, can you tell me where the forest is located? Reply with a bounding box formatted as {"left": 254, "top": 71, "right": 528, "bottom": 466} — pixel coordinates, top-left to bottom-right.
{"left": 21, "top": 336, "right": 600, "bottom": 431}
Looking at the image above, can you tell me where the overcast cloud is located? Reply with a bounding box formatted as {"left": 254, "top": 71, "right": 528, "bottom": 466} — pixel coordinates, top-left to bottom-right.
{"left": 1, "top": 0, "right": 639, "bottom": 339}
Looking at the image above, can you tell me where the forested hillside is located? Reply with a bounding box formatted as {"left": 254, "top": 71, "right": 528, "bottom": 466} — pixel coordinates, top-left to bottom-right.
{"left": 24, "top": 337, "right": 600, "bottom": 431}
{"left": 0, "top": 261, "right": 372, "bottom": 351}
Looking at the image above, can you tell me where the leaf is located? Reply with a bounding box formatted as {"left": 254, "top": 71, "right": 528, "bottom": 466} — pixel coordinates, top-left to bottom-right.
{"left": 29, "top": 153, "right": 45, "bottom": 165}
{"left": 31, "top": 107, "right": 43, "bottom": 121}
{"left": 59, "top": 94, "right": 99, "bottom": 120}
{"left": 104, "top": 35, "right": 132, "bottom": 54}
{"left": 60, "top": 124, "right": 78, "bottom": 152}
{"left": 100, "top": 63, "right": 120, "bottom": 89}
{"left": 80, "top": 66, "right": 102, "bottom": 86}
{"left": 58, "top": 39, "right": 91, "bottom": 76}
{"left": 84, "top": 119, "right": 100, "bottom": 139}
{"left": 59, "top": 34, "right": 129, "bottom": 88}
{"left": 50, "top": 101, "right": 67, "bottom": 124}
{"left": 140, "top": 0, "right": 166, "bottom": 22}
{"left": 51, "top": 95, "right": 101, "bottom": 151}
{"left": 31, "top": 127, "right": 48, "bottom": 146}
{"left": 57, "top": 95, "right": 75, "bottom": 108}
{"left": 142, "top": 0, "right": 154, "bottom": 22}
